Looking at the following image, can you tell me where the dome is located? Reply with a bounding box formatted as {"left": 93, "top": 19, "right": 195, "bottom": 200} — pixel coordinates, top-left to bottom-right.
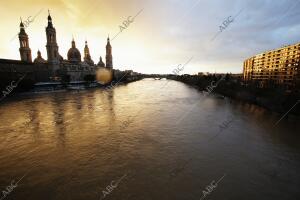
{"left": 67, "top": 39, "right": 81, "bottom": 62}
{"left": 97, "top": 56, "right": 105, "bottom": 68}
{"left": 34, "top": 50, "right": 46, "bottom": 63}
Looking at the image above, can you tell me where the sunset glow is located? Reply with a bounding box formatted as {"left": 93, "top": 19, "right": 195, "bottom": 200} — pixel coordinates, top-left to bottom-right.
{"left": 0, "top": 0, "right": 299, "bottom": 74}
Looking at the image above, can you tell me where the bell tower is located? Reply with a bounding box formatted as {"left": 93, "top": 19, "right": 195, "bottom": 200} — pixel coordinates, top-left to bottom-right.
{"left": 105, "top": 36, "right": 113, "bottom": 69}
{"left": 84, "top": 40, "right": 94, "bottom": 65}
{"left": 45, "top": 10, "right": 59, "bottom": 65}
{"left": 19, "top": 19, "right": 32, "bottom": 62}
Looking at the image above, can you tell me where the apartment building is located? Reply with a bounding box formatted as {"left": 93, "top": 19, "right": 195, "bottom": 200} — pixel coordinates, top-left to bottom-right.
{"left": 243, "top": 43, "right": 300, "bottom": 89}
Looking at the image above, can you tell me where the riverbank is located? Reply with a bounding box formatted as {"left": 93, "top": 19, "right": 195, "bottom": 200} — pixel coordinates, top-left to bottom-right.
{"left": 168, "top": 74, "right": 300, "bottom": 116}
{"left": 0, "top": 76, "right": 143, "bottom": 101}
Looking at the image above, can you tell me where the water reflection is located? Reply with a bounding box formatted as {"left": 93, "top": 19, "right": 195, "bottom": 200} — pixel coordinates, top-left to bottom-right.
{"left": 0, "top": 79, "right": 299, "bottom": 200}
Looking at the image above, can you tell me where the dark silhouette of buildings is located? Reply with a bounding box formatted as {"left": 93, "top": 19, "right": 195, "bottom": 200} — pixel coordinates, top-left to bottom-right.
{"left": 0, "top": 10, "right": 114, "bottom": 87}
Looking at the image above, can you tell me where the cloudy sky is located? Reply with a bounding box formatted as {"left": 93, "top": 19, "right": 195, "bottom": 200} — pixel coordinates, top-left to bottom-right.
{"left": 0, "top": 0, "right": 299, "bottom": 74}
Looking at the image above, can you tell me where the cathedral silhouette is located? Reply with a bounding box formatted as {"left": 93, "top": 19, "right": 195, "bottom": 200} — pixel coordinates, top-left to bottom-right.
{"left": 0, "top": 10, "right": 113, "bottom": 87}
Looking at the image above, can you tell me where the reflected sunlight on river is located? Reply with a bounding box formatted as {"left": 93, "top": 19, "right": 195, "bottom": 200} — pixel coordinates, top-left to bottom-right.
{"left": 0, "top": 79, "right": 299, "bottom": 200}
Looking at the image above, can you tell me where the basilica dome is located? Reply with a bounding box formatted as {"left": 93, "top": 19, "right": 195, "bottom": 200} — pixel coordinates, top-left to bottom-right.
{"left": 34, "top": 50, "right": 46, "bottom": 63}
{"left": 67, "top": 39, "right": 81, "bottom": 62}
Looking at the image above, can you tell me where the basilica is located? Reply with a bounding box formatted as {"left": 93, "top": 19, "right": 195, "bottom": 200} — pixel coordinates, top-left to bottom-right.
{"left": 0, "top": 11, "right": 113, "bottom": 87}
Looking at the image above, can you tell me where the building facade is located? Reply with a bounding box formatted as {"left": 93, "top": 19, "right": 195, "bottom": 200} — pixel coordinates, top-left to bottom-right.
{"left": 0, "top": 11, "right": 114, "bottom": 87}
{"left": 243, "top": 43, "right": 300, "bottom": 89}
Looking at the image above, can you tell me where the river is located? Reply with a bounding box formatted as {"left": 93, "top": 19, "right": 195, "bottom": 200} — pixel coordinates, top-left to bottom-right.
{"left": 0, "top": 78, "right": 299, "bottom": 200}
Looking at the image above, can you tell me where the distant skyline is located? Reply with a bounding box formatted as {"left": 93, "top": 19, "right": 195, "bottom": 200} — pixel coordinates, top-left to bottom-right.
{"left": 0, "top": 0, "right": 300, "bottom": 74}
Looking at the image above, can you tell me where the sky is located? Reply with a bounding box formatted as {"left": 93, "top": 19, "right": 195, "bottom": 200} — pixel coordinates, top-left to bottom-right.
{"left": 0, "top": 0, "right": 300, "bottom": 74}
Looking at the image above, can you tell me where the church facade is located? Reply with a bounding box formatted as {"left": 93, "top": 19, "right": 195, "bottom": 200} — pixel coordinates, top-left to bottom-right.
{"left": 0, "top": 11, "right": 113, "bottom": 88}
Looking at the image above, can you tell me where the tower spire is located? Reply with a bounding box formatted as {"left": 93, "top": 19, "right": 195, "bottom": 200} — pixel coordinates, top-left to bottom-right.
{"left": 19, "top": 18, "right": 32, "bottom": 62}
{"left": 84, "top": 39, "right": 94, "bottom": 65}
{"left": 19, "top": 17, "right": 24, "bottom": 28}
{"left": 46, "top": 10, "right": 59, "bottom": 65}
{"left": 71, "top": 37, "right": 76, "bottom": 48}
{"left": 106, "top": 35, "right": 113, "bottom": 69}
